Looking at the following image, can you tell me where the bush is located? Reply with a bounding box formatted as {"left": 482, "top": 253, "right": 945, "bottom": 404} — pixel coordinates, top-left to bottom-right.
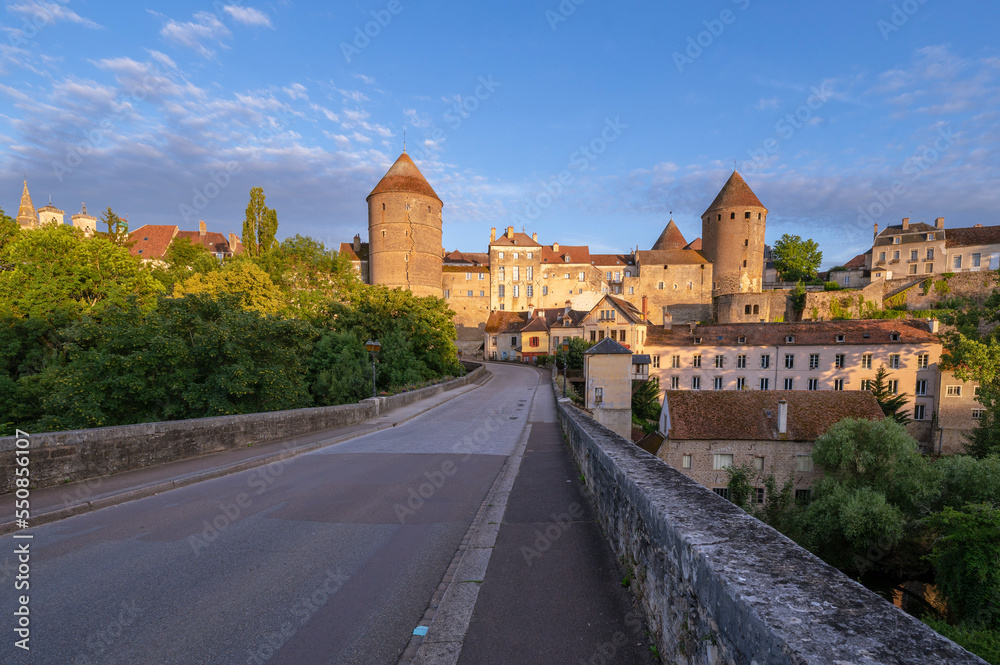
{"left": 823, "top": 281, "right": 841, "bottom": 291}
{"left": 922, "top": 618, "right": 1000, "bottom": 665}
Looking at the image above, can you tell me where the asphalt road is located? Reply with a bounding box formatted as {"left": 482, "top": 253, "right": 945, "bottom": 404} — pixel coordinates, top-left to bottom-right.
{"left": 0, "top": 363, "right": 539, "bottom": 665}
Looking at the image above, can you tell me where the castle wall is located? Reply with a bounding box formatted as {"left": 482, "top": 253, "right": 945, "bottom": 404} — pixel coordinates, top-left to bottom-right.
{"left": 635, "top": 263, "right": 713, "bottom": 324}
{"left": 702, "top": 207, "right": 767, "bottom": 297}
{"left": 368, "top": 192, "right": 443, "bottom": 298}
{"left": 443, "top": 267, "right": 491, "bottom": 357}
{"left": 801, "top": 279, "right": 885, "bottom": 321}
{"left": 715, "top": 291, "right": 790, "bottom": 324}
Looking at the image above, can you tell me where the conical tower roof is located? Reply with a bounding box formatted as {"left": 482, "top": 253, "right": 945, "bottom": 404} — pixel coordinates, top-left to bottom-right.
{"left": 703, "top": 171, "right": 767, "bottom": 215}
{"left": 367, "top": 152, "right": 441, "bottom": 203}
{"left": 651, "top": 219, "right": 687, "bottom": 250}
{"left": 16, "top": 179, "right": 37, "bottom": 227}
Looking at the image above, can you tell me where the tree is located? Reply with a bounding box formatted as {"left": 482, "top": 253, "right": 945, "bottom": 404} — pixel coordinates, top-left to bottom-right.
{"left": 0, "top": 206, "right": 18, "bottom": 254}
{"left": 242, "top": 187, "right": 279, "bottom": 257}
{"left": 926, "top": 504, "right": 1000, "bottom": 628}
{"left": 632, "top": 377, "right": 661, "bottom": 421}
{"left": 867, "top": 364, "right": 911, "bottom": 425}
{"left": 772, "top": 234, "right": 822, "bottom": 282}
{"left": 172, "top": 262, "right": 285, "bottom": 315}
{"left": 555, "top": 336, "right": 592, "bottom": 371}
{"left": 941, "top": 331, "right": 1000, "bottom": 458}
{"left": 100, "top": 206, "right": 131, "bottom": 247}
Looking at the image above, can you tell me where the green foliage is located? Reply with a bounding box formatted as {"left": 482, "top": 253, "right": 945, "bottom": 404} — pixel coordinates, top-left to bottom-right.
{"left": 172, "top": 261, "right": 285, "bottom": 315}
{"left": 0, "top": 206, "right": 18, "bottom": 253}
{"left": 724, "top": 462, "right": 797, "bottom": 532}
{"left": 242, "top": 187, "right": 278, "bottom": 257}
{"left": 934, "top": 279, "right": 951, "bottom": 295}
{"left": 100, "top": 206, "right": 131, "bottom": 247}
{"left": 922, "top": 617, "right": 1000, "bottom": 664}
{"left": 631, "top": 377, "right": 661, "bottom": 421}
{"left": 868, "top": 365, "right": 912, "bottom": 425}
{"left": 922, "top": 278, "right": 933, "bottom": 296}
{"left": 936, "top": 455, "right": 1000, "bottom": 509}
{"left": 941, "top": 330, "right": 1000, "bottom": 458}
{"left": 772, "top": 234, "right": 823, "bottom": 282}
{"left": 250, "top": 234, "right": 359, "bottom": 318}
{"left": 308, "top": 330, "right": 371, "bottom": 405}
{"left": 925, "top": 504, "right": 1000, "bottom": 627}
{"left": 790, "top": 281, "right": 807, "bottom": 312}
{"left": 152, "top": 236, "right": 218, "bottom": 291}
{"left": 823, "top": 281, "right": 841, "bottom": 291}
{"left": 555, "top": 336, "right": 592, "bottom": 371}
{"left": 885, "top": 290, "right": 910, "bottom": 311}
{"left": 0, "top": 224, "right": 163, "bottom": 321}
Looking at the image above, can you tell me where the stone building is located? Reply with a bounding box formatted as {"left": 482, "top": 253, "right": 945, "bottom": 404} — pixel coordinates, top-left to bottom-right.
{"left": 867, "top": 216, "right": 1000, "bottom": 278}
{"left": 584, "top": 337, "right": 635, "bottom": 439}
{"left": 16, "top": 180, "right": 38, "bottom": 229}
{"left": 71, "top": 204, "right": 98, "bottom": 237}
{"left": 935, "top": 370, "right": 985, "bottom": 455}
{"left": 644, "top": 319, "right": 942, "bottom": 447}
{"left": 128, "top": 221, "right": 242, "bottom": 262}
{"left": 657, "top": 390, "right": 884, "bottom": 499}
{"left": 366, "top": 151, "right": 443, "bottom": 298}
{"left": 700, "top": 171, "right": 768, "bottom": 297}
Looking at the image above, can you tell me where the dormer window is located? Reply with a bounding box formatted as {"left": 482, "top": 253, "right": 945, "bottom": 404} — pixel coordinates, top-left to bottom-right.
{"left": 863, "top": 332, "right": 871, "bottom": 339}
{"left": 738, "top": 335, "right": 747, "bottom": 344}
{"left": 889, "top": 332, "right": 900, "bottom": 342}
{"left": 926, "top": 233, "right": 935, "bottom": 241}
{"left": 835, "top": 334, "right": 845, "bottom": 343}
{"left": 785, "top": 336, "right": 795, "bottom": 344}
{"left": 893, "top": 236, "right": 901, "bottom": 244}
{"left": 694, "top": 337, "right": 703, "bottom": 344}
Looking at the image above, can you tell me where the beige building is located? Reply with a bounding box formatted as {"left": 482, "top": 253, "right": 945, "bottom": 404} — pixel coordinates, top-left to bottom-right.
{"left": 645, "top": 319, "right": 943, "bottom": 446}
{"left": 936, "top": 370, "right": 985, "bottom": 455}
{"left": 867, "top": 217, "right": 1000, "bottom": 278}
{"left": 700, "top": 171, "right": 768, "bottom": 297}
{"left": 657, "top": 390, "right": 885, "bottom": 499}
{"left": 16, "top": 180, "right": 38, "bottom": 229}
{"left": 584, "top": 337, "right": 635, "bottom": 439}
{"left": 946, "top": 225, "right": 1000, "bottom": 273}
{"left": 71, "top": 203, "right": 98, "bottom": 237}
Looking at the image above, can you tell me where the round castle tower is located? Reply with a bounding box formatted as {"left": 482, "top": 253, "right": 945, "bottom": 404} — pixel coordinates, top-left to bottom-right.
{"left": 367, "top": 151, "right": 443, "bottom": 298}
{"left": 700, "top": 171, "right": 767, "bottom": 296}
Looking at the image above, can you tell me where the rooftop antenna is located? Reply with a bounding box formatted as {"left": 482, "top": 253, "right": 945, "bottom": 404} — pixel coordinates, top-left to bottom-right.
{"left": 403, "top": 130, "right": 406, "bottom": 153}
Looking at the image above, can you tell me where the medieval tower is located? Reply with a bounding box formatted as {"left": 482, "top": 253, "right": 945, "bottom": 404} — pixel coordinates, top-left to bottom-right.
{"left": 700, "top": 171, "right": 767, "bottom": 297}
{"left": 366, "top": 151, "right": 443, "bottom": 298}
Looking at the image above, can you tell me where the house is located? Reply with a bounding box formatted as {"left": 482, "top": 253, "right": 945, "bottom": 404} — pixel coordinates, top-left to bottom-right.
{"left": 584, "top": 337, "right": 634, "bottom": 439}
{"left": 128, "top": 221, "right": 242, "bottom": 262}
{"left": 657, "top": 390, "right": 884, "bottom": 500}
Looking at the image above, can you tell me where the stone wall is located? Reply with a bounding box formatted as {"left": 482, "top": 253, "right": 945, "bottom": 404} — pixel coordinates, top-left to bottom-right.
{"left": 901, "top": 270, "right": 999, "bottom": 311}
{"left": 801, "top": 278, "right": 885, "bottom": 321}
{"left": 555, "top": 399, "right": 986, "bottom": 665}
{"left": 714, "top": 290, "right": 790, "bottom": 324}
{"left": 0, "top": 364, "right": 485, "bottom": 495}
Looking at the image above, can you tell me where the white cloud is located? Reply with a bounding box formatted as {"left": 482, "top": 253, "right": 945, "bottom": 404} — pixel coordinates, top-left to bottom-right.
{"left": 6, "top": 1, "right": 101, "bottom": 29}
{"left": 285, "top": 83, "right": 308, "bottom": 100}
{"left": 157, "top": 11, "right": 231, "bottom": 58}
{"left": 222, "top": 5, "right": 273, "bottom": 28}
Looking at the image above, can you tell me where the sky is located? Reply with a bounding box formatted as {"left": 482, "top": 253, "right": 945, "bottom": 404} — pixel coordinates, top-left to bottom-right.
{"left": 1, "top": 0, "right": 999, "bottom": 267}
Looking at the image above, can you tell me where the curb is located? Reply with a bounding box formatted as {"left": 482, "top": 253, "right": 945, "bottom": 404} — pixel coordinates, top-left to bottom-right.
{"left": 0, "top": 371, "right": 492, "bottom": 536}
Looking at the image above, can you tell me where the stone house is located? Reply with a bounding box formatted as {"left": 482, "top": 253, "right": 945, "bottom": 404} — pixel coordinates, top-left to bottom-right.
{"left": 584, "top": 337, "right": 635, "bottom": 439}
{"left": 936, "top": 370, "right": 985, "bottom": 455}
{"left": 657, "top": 390, "right": 884, "bottom": 499}
{"left": 128, "top": 221, "right": 242, "bottom": 262}
{"left": 869, "top": 218, "right": 947, "bottom": 278}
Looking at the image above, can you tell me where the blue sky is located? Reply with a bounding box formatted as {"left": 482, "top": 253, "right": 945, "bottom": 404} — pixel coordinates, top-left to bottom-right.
{"left": 2, "top": 0, "right": 999, "bottom": 267}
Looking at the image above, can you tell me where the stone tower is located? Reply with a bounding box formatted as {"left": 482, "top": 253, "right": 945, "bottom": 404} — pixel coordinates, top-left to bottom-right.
{"left": 16, "top": 179, "right": 37, "bottom": 229}
{"left": 367, "top": 151, "right": 443, "bottom": 298}
{"left": 700, "top": 171, "right": 767, "bottom": 296}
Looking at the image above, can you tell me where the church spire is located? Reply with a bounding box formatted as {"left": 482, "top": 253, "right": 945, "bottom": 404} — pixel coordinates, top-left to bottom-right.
{"left": 16, "top": 179, "right": 38, "bottom": 229}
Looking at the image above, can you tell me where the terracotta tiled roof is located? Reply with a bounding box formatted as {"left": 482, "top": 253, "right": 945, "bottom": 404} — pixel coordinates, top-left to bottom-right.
{"left": 635, "top": 249, "right": 710, "bottom": 266}
{"left": 176, "top": 230, "right": 232, "bottom": 255}
{"left": 585, "top": 338, "right": 632, "bottom": 355}
{"left": 945, "top": 225, "right": 1000, "bottom": 248}
{"left": 540, "top": 245, "right": 590, "bottom": 264}
{"left": 484, "top": 311, "right": 529, "bottom": 334}
{"left": 843, "top": 253, "right": 867, "bottom": 269}
{"left": 663, "top": 390, "right": 884, "bottom": 441}
{"left": 520, "top": 316, "right": 550, "bottom": 333}
{"left": 684, "top": 238, "right": 702, "bottom": 251}
{"left": 601, "top": 295, "right": 648, "bottom": 324}
{"left": 646, "top": 319, "right": 940, "bottom": 347}
{"left": 491, "top": 231, "right": 541, "bottom": 248}
{"left": 444, "top": 250, "right": 490, "bottom": 266}
{"left": 339, "top": 242, "right": 370, "bottom": 262}
{"left": 367, "top": 152, "right": 441, "bottom": 202}
{"left": 651, "top": 219, "right": 687, "bottom": 250}
{"left": 128, "top": 224, "right": 178, "bottom": 258}
{"left": 590, "top": 254, "right": 634, "bottom": 267}
{"left": 703, "top": 171, "right": 767, "bottom": 215}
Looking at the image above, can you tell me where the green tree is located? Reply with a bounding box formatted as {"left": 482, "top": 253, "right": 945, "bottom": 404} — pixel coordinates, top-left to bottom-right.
{"left": 172, "top": 261, "right": 285, "bottom": 315}
{"left": 100, "top": 206, "right": 131, "bottom": 247}
{"left": 243, "top": 187, "right": 279, "bottom": 257}
{"left": 772, "top": 234, "right": 822, "bottom": 282}
{"left": 631, "top": 376, "right": 661, "bottom": 421}
{"left": 152, "top": 236, "right": 218, "bottom": 291}
{"left": 555, "top": 336, "right": 592, "bottom": 371}
{"left": 867, "top": 364, "right": 911, "bottom": 425}
{"left": 941, "top": 331, "right": 1000, "bottom": 458}
{"left": 260, "top": 206, "right": 278, "bottom": 254}
{"left": 252, "top": 234, "right": 359, "bottom": 318}
{"left": 926, "top": 504, "right": 1000, "bottom": 628}
{"left": 0, "top": 205, "right": 18, "bottom": 254}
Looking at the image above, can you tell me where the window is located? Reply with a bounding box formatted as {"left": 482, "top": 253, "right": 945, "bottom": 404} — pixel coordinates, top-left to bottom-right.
{"left": 658, "top": 282, "right": 664, "bottom": 290}
{"left": 927, "top": 233, "right": 935, "bottom": 241}
{"left": 809, "top": 354, "right": 820, "bottom": 370}
{"left": 467, "top": 290, "right": 473, "bottom": 297}
{"left": 736, "top": 377, "right": 747, "bottom": 390}
{"left": 692, "top": 354, "right": 702, "bottom": 368}
{"left": 713, "top": 488, "right": 731, "bottom": 500}
{"left": 606, "top": 271, "right": 613, "bottom": 281}
{"left": 498, "top": 251, "right": 504, "bottom": 259}
{"left": 795, "top": 489, "right": 813, "bottom": 503}
{"left": 835, "top": 354, "right": 845, "bottom": 369}
{"left": 889, "top": 333, "right": 900, "bottom": 342}
{"left": 713, "top": 376, "right": 723, "bottom": 390}
{"left": 526, "top": 266, "right": 533, "bottom": 280}
{"left": 807, "top": 378, "right": 818, "bottom": 391}
{"left": 783, "top": 378, "right": 794, "bottom": 390}
{"left": 738, "top": 336, "right": 747, "bottom": 344}
{"left": 578, "top": 272, "right": 585, "bottom": 281}
{"left": 512, "top": 285, "right": 519, "bottom": 298}
{"left": 745, "top": 305, "right": 752, "bottom": 315}
{"left": 529, "top": 337, "right": 539, "bottom": 348}
{"left": 889, "top": 354, "right": 900, "bottom": 369}
{"left": 713, "top": 454, "right": 734, "bottom": 470}
{"left": 861, "top": 354, "right": 872, "bottom": 370}
{"left": 512, "top": 266, "right": 520, "bottom": 281}
{"left": 670, "top": 355, "right": 680, "bottom": 368}
{"left": 954, "top": 255, "right": 962, "bottom": 269}
{"left": 910, "top": 249, "right": 918, "bottom": 261}
{"left": 652, "top": 355, "right": 661, "bottom": 369}
{"left": 755, "top": 487, "right": 765, "bottom": 504}
{"left": 444, "top": 289, "right": 450, "bottom": 298}
{"left": 879, "top": 251, "right": 886, "bottom": 262}
{"left": 564, "top": 273, "right": 570, "bottom": 279}
{"left": 796, "top": 455, "right": 814, "bottom": 473}
{"left": 479, "top": 273, "right": 485, "bottom": 280}
{"left": 888, "top": 380, "right": 899, "bottom": 394}
{"left": 893, "top": 250, "right": 900, "bottom": 260}
{"left": 974, "top": 386, "right": 981, "bottom": 397}
{"left": 909, "top": 264, "right": 917, "bottom": 275}
{"left": 914, "top": 404, "right": 926, "bottom": 420}
{"left": 917, "top": 353, "right": 929, "bottom": 369}
{"left": 754, "top": 456, "right": 765, "bottom": 471}
{"left": 498, "top": 285, "right": 505, "bottom": 297}
{"left": 861, "top": 379, "right": 873, "bottom": 391}
{"left": 499, "top": 266, "right": 505, "bottom": 280}
{"left": 682, "top": 454, "right": 692, "bottom": 469}
{"left": 491, "top": 336, "right": 498, "bottom": 347}
{"left": 835, "top": 334, "right": 845, "bottom": 343}
{"left": 715, "top": 355, "right": 725, "bottom": 368}
{"left": 499, "top": 304, "right": 504, "bottom": 310}
{"left": 692, "top": 376, "right": 701, "bottom": 390}
{"left": 466, "top": 272, "right": 472, "bottom": 280}
{"left": 925, "top": 263, "right": 934, "bottom": 273}
{"left": 593, "top": 386, "right": 603, "bottom": 404}
{"left": 628, "top": 287, "right": 634, "bottom": 295}
{"left": 670, "top": 376, "right": 680, "bottom": 390}
{"left": 973, "top": 409, "right": 985, "bottom": 420}
{"left": 893, "top": 236, "right": 901, "bottom": 244}
{"left": 512, "top": 252, "right": 519, "bottom": 260}
{"left": 972, "top": 253, "right": 982, "bottom": 268}
{"left": 927, "top": 248, "right": 934, "bottom": 260}
{"left": 542, "top": 286, "right": 548, "bottom": 295}
{"left": 916, "top": 380, "right": 927, "bottom": 396}
{"left": 834, "top": 379, "right": 844, "bottom": 391}
{"left": 526, "top": 285, "right": 533, "bottom": 297}
{"left": 527, "top": 252, "right": 533, "bottom": 259}
{"left": 759, "top": 378, "right": 770, "bottom": 391}
{"left": 737, "top": 354, "right": 747, "bottom": 369}
{"left": 511, "top": 336, "right": 517, "bottom": 346}
{"left": 946, "top": 385, "right": 962, "bottom": 397}
{"left": 760, "top": 354, "right": 771, "bottom": 369}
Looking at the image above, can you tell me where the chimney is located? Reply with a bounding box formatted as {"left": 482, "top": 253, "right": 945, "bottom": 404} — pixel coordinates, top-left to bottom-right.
{"left": 778, "top": 400, "right": 788, "bottom": 434}
{"left": 928, "top": 318, "right": 940, "bottom": 334}
{"left": 935, "top": 217, "right": 945, "bottom": 229}
{"left": 490, "top": 227, "right": 496, "bottom": 242}
{"left": 353, "top": 234, "right": 361, "bottom": 252}
{"left": 641, "top": 295, "right": 648, "bottom": 322}
{"left": 532, "top": 232, "right": 538, "bottom": 243}
{"left": 507, "top": 225, "right": 514, "bottom": 238}
{"left": 228, "top": 232, "right": 238, "bottom": 250}
{"left": 564, "top": 300, "right": 571, "bottom": 315}
{"left": 553, "top": 242, "right": 559, "bottom": 252}
{"left": 199, "top": 220, "right": 207, "bottom": 236}
{"left": 663, "top": 312, "right": 672, "bottom": 330}
{"left": 874, "top": 223, "right": 878, "bottom": 240}
{"left": 901, "top": 217, "right": 909, "bottom": 231}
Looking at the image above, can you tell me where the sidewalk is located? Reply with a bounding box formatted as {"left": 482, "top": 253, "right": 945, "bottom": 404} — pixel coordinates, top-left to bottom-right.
{"left": 413, "top": 368, "right": 657, "bottom": 664}
{"left": 0, "top": 373, "right": 490, "bottom": 535}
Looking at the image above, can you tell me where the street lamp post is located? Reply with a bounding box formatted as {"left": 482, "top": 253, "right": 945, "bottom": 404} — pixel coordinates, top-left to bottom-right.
{"left": 365, "top": 339, "right": 381, "bottom": 399}
{"left": 561, "top": 340, "right": 570, "bottom": 398}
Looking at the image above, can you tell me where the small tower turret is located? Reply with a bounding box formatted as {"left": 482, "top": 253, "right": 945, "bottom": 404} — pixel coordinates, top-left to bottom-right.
{"left": 16, "top": 180, "right": 37, "bottom": 229}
